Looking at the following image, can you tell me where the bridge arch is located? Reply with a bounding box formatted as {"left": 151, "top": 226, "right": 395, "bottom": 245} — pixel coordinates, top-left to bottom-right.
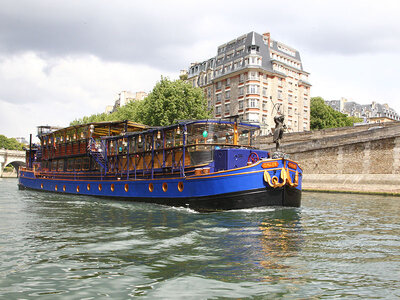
{"left": 0, "top": 150, "right": 26, "bottom": 177}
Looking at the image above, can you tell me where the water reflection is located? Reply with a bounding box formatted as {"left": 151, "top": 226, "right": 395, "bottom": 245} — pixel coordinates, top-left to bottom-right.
{"left": 258, "top": 209, "right": 303, "bottom": 272}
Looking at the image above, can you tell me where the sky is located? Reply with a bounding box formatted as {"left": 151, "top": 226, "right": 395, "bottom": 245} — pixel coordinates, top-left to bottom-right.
{"left": 1, "top": 0, "right": 400, "bottom": 141}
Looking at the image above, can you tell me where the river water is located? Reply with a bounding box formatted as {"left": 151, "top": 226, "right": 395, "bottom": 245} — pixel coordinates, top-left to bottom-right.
{"left": 0, "top": 178, "right": 399, "bottom": 299}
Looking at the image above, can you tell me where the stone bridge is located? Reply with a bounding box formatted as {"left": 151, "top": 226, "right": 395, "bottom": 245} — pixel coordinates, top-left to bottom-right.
{"left": 0, "top": 149, "right": 26, "bottom": 177}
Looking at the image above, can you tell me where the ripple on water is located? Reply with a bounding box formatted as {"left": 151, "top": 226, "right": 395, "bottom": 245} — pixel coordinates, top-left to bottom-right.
{"left": 0, "top": 181, "right": 399, "bottom": 299}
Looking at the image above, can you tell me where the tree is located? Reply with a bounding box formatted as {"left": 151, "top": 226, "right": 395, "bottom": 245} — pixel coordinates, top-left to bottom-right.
{"left": 70, "top": 77, "right": 209, "bottom": 127}
{"left": 133, "top": 77, "right": 210, "bottom": 126}
{"left": 310, "top": 96, "right": 362, "bottom": 130}
{"left": 0, "top": 135, "right": 24, "bottom": 150}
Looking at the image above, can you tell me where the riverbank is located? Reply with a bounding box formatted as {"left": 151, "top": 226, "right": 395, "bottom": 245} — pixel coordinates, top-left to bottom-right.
{"left": 303, "top": 174, "right": 400, "bottom": 196}
{"left": 258, "top": 121, "right": 400, "bottom": 195}
{"left": 1, "top": 172, "right": 17, "bottom": 178}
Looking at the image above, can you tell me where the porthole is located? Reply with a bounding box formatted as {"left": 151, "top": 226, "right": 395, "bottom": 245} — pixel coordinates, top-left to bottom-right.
{"left": 124, "top": 184, "right": 129, "bottom": 192}
{"left": 76, "top": 185, "right": 80, "bottom": 193}
{"left": 178, "top": 182, "right": 184, "bottom": 192}
{"left": 149, "top": 183, "right": 154, "bottom": 192}
{"left": 55, "top": 184, "right": 58, "bottom": 191}
{"left": 63, "top": 185, "right": 66, "bottom": 192}
{"left": 40, "top": 183, "right": 43, "bottom": 189}
{"left": 162, "top": 182, "right": 168, "bottom": 192}
{"left": 98, "top": 184, "right": 102, "bottom": 191}
{"left": 87, "top": 183, "right": 91, "bottom": 191}
{"left": 111, "top": 184, "right": 115, "bottom": 192}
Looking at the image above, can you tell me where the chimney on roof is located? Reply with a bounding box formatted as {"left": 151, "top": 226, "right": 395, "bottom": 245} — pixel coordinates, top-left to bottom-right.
{"left": 263, "top": 32, "right": 271, "bottom": 49}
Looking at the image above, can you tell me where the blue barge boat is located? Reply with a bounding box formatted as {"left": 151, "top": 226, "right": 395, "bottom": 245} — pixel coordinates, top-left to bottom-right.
{"left": 18, "top": 119, "right": 302, "bottom": 211}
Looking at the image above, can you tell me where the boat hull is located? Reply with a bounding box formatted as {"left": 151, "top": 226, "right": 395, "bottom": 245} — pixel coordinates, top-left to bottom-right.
{"left": 18, "top": 184, "right": 300, "bottom": 212}
{"left": 18, "top": 159, "right": 302, "bottom": 212}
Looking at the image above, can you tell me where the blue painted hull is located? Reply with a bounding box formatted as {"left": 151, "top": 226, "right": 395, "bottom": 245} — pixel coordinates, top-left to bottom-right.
{"left": 19, "top": 159, "right": 302, "bottom": 211}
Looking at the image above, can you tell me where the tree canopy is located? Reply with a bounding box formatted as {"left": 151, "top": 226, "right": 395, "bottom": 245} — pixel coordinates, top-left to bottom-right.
{"left": 137, "top": 77, "right": 210, "bottom": 126}
{"left": 310, "top": 96, "right": 361, "bottom": 130}
{"left": 70, "top": 77, "right": 210, "bottom": 126}
{"left": 0, "top": 135, "right": 24, "bottom": 150}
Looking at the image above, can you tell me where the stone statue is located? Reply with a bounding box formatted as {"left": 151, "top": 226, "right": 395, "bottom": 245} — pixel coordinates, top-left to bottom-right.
{"left": 273, "top": 115, "right": 286, "bottom": 151}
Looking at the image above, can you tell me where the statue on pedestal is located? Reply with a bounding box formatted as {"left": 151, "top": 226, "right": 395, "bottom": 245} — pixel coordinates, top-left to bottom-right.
{"left": 272, "top": 115, "right": 289, "bottom": 159}
{"left": 273, "top": 115, "right": 286, "bottom": 151}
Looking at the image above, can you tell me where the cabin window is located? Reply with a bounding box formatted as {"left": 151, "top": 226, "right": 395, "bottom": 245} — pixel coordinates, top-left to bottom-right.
{"left": 145, "top": 135, "right": 153, "bottom": 151}
{"left": 67, "top": 159, "right": 74, "bottom": 171}
{"left": 175, "top": 130, "right": 183, "bottom": 146}
{"left": 130, "top": 138, "right": 136, "bottom": 153}
{"left": 155, "top": 139, "right": 163, "bottom": 150}
{"left": 42, "top": 161, "right": 49, "bottom": 170}
{"left": 165, "top": 130, "right": 174, "bottom": 148}
{"left": 75, "top": 158, "right": 82, "bottom": 170}
{"left": 51, "top": 160, "right": 57, "bottom": 171}
{"left": 82, "top": 158, "right": 90, "bottom": 170}
{"left": 110, "top": 140, "right": 117, "bottom": 155}
{"left": 57, "top": 160, "right": 64, "bottom": 172}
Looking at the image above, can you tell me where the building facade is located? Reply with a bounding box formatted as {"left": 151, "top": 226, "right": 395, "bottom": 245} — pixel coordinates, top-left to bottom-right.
{"left": 186, "top": 31, "right": 311, "bottom": 134}
{"left": 325, "top": 97, "right": 400, "bottom": 123}
{"left": 107, "top": 91, "right": 148, "bottom": 114}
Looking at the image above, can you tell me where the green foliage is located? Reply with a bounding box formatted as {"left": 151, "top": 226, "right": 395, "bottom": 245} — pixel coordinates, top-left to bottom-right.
{"left": 70, "top": 77, "right": 210, "bottom": 127}
{"left": 310, "top": 96, "right": 362, "bottom": 130}
{"left": 0, "top": 135, "right": 24, "bottom": 150}
{"left": 137, "top": 77, "right": 210, "bottom": 126}
{"left": 179, "top": 73, "right": 188, "bottom": 81}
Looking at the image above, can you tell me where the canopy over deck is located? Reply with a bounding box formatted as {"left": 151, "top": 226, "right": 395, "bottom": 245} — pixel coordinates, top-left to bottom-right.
{"left": 38, "top": 120, "right": 148, "bottom": 139}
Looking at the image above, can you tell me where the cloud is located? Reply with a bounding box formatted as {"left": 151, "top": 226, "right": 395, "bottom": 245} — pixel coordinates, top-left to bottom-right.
{"left": 0, "top": 0, "right": 399, "bottom": 140}
{"left": 2, "top": 0, "right": 399, "bottom": 69}
{"left": 0, "top": 52, "right": 177, "bottom": 139}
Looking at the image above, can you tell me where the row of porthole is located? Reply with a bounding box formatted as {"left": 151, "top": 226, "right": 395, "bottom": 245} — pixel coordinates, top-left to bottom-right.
{"left": 41, "top": 182, "right": 184, "bottom": 193}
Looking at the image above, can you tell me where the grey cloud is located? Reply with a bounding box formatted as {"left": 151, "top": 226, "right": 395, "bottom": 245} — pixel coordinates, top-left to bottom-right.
{"left": 0, "top": 1, "right": 198, "bottom": 71}
{"left": 1, "top": 0, "right": 399, "bottom": 71}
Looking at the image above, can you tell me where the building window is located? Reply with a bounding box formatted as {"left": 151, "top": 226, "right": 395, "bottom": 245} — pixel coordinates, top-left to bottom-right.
{"left": 225, "top": 103, "right": 230, "bottom": 114}
{"left": 262, "top": 101, "right": 268, "bottom": 110}
{"left": 239, "top": 73, "right": 245, "bottom": 82}
{"left": 208, "top": 88, "right": 212, "bottom": 98}
{"left": 248, "top": 98, "right": 259, "bottom": 108}
{"left": 249, "top": 72, "right": 257, "bottom": 80}
{"left": 262, "top": 115, "right": 267, "bottom": 124}
{"left": 225, "top": 90, "right": 230, "bottom": 99}
{"left": 226, "top": 78, "right": 230, "bottom": 86}
{"left": 238, "top": 87, "right": 244, "bottom": 96}
{"left": 278, "top": 90, "right": 283, "bottom": 99}
{"left": 239, "top": 100, "right": 244, "bottom": 110}
{"left": 216, "top": 106, "right": 221, "bottom": 114}
{"left": 216, "top": 93, "right": 222, "bottom": 103}
{"left": 247, "top": 84, "right": 259, "bottom": 94}
{"left": 262, "top": 87, "right": 267, "bottom": 96}
{"left": 216, "top": 81, "right": 222, "bottom": 89}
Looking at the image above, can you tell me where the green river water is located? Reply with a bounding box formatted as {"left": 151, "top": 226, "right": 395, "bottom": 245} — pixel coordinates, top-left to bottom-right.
{"left": 0, "top": 178, "right": 399, "bottom": 299}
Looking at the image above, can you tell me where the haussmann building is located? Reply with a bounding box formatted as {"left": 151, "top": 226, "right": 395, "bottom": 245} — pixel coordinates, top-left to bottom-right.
{"left": 186, "top": 31, "right": 311, "bottom": 135}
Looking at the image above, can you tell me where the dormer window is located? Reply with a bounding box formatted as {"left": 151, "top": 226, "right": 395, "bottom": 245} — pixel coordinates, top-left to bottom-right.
{"left": 248, "top": 45, "right": 259, "bottom": 53}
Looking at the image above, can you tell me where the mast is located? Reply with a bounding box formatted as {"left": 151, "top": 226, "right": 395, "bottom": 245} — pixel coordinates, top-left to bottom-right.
{"left": 29, "top": 134, "right": 32, "bottom": 168}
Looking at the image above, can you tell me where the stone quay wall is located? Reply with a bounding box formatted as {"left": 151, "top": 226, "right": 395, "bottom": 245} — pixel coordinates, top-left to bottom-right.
{"left": 257, "top": 122, "right": 400, "bottom": 195}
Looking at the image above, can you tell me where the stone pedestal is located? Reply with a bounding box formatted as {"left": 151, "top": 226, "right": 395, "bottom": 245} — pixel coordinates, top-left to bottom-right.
{"left": 271, "top": 151, "right": 290, "bottom": 159}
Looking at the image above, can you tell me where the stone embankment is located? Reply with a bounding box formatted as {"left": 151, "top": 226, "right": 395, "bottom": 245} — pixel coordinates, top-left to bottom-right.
{"left": 257, "top": 122, "right": 400, "bottom": 195}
